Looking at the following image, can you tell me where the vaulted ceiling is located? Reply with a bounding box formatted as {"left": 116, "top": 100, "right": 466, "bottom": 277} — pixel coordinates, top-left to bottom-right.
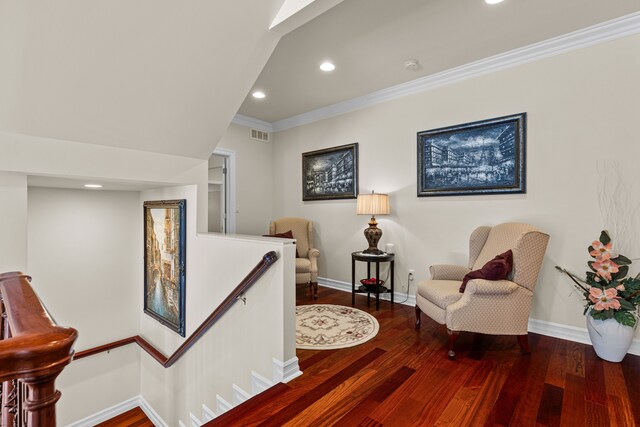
{"left": 2, "top": 0, "right": 639, "bottom": 163}
{"left": 239, "top": 0, "right": 640, "bottom": 123}
{"left": 0, "top": 0, "right": 341, "bottom": 159}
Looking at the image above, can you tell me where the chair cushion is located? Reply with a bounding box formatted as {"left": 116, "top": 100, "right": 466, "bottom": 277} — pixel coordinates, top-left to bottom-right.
{"left": 416, "top": 280, "right": 463, "bottom": 310}
{"left": 295, "top": 257, "right": 311, "bottom": 274}
{"left": 460, "top": 250, "right": 513, "bottom": 293}
{"left": 263, "top": 230, "right": 300, "bottom": 258}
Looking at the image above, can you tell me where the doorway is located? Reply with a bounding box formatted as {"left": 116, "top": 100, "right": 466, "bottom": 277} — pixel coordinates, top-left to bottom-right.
{"left": 208, "top": 149, "right": 236, "bottom": 234}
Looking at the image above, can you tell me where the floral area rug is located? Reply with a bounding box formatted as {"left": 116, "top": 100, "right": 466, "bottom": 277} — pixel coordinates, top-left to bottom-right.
{"left": 296, "top": 304, "right": 379, "bottom": 350}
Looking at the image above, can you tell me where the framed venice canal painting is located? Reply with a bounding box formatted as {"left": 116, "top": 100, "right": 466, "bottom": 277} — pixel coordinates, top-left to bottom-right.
{"left": 302, "top": 143, "right": 358, "bottom": 201}
{"left": 144, "top": 199, "right": 186, "bottom": 336}
{"left": 417, "top": 113, "right": 526, "bottom": 197}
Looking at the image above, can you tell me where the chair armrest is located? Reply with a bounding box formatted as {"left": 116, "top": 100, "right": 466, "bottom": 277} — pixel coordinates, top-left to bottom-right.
{"left": 429, "top": 264, "right": 470, "bottom": 281}
{"left": 308, "top": 248, "right": 320, "bottom": 278}
{"left": 308, "top": 248, "right": 320, "bottom": 259}
{"left": 464, "top": 279, "right": 519, "bottom": 295}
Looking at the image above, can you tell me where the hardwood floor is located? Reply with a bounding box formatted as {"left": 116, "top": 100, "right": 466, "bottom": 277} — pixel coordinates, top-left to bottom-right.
{"left": 208, "top": 284, "right": 640, "bottom": 426}
{"left": 95, "top": 407, "right": 153, "bottom": 427}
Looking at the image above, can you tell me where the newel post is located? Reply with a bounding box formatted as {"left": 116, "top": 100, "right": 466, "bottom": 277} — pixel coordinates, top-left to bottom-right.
{"left": 23, "top": 374, "right": 63, "bottom": 427}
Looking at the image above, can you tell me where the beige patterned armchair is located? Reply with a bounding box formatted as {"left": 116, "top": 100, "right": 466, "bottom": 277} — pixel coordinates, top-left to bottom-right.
{"left": 415, "top": 223, "right": 549, "bottom": 359}
{"left": 269, "top": 217, "right": 321, "bottom": 299}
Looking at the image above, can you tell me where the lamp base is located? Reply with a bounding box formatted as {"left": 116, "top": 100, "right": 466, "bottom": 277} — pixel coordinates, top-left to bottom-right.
{"left": 362, "top": 248, "right": 385, "bottom": 255}
{"left": 363, "top": 216, "right": 383, "bottom": 254}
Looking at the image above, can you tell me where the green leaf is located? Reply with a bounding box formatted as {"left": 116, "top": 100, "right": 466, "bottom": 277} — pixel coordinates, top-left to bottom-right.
{"left": 614, "top": 311, "right": 637, "bottom": 328}
{"left": 612, "top": 265, "right": 629, "bottom": 281}
{"left": 587, "top": 261, "right": 597, "bottom": 272}
{"left": 618, "top": 299, "right": 636, "bottom": 311}
{"left": 588, "top": 245, "right": 596, "bottom": 257}
{"left": 612, "top": 254, "right": 632, "bottom": 265}
{"left": 591, "top": 309, "right": 614, "bottom": 320}
{"left": 600, "top": 230, "right": 611, "bottom": 245}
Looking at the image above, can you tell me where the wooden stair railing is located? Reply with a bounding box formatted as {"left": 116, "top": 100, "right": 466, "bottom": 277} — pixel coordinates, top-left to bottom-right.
{"left": 75, "top": 251, "right": 279, "bottom": 367}
{"left": 0, "top": 272, "right": 79, "bottom": 427}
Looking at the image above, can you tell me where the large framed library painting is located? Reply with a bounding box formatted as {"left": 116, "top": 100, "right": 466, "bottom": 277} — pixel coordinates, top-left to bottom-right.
{"left": 143, "top": 199, "right": 187, "bottom": 336}
{"left": 302, "top": 143, "right": 359, "bottom": 201}
{"left": 417, "top": 113, "right": 526, "bottom": 197}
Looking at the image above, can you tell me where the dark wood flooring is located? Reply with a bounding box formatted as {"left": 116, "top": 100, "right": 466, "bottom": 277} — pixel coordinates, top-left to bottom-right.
{"left": 208, "top": 284, "right": 640, "bottom": 426}
{"left": 96, "top": 407, "right": 153, "bottom": 427}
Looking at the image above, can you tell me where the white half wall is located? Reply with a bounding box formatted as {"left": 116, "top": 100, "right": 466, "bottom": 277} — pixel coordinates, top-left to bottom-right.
{"left": 27, "top": 187, "right": 142, "bottom": 425}
{"left": 139, "top": 185, "right": 296, "bottom": 426}
{"left": 271, "top": 34, "right": 640, "bottom": 339}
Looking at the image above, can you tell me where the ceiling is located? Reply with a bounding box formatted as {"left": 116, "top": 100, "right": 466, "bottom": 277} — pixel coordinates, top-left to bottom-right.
{"left": 0, "top": 0, "right": 288, "bottom": 159}
{"left": 27, "top": 175, "right": 175, "bottom": 192}
{"left": 238, "top": 0, "right": 640, "bottom": 123}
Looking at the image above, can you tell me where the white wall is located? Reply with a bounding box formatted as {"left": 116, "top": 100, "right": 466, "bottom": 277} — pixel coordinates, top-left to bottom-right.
{"left": 216, "top": 123, "right": 275, "bottom": 235}
{"left": 271, "top": 34, "right": 640, "bottom": 338}
{"left": 27, "top": 187, "right": 142, "bottom": 425}
{"left": 0, "top": 172, "right": 28, "bottom": 272}
{"left": 0, "top": 131, "right": 210, "bottom": 233}
{"left": 139, "top": 185, "right": 296, "bottom": 426}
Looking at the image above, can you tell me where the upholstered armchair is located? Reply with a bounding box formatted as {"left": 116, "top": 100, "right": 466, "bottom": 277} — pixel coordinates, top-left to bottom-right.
{"left": 415, "top": 222, "right": 549, "bottom": 358}
{"left": 269, "top": 217, "right": 321, "bottom": 299}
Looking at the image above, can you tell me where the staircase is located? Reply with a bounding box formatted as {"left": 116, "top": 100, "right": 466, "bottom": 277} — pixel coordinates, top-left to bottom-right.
{"left": 180, "top": 366, "right": 290, "bottom": 427}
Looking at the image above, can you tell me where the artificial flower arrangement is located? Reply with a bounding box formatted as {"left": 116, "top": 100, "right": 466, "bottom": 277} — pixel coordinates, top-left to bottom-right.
{"left": 556, "top": 230, "right": 640, "bottom": 327}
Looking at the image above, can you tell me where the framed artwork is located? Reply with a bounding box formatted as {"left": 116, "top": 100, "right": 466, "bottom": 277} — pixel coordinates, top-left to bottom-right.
{"left": 302, "top": 143, "right": 359, "bottom": 201}
{"left": 417, "top": 113, "right": 526, "bottom": 197}
{"left": 144, "top": 199, "right": 186, "bottom": 336}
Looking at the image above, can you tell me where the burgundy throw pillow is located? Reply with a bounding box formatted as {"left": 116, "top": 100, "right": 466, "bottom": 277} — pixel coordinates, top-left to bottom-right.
{"left": 459, "top": 250, "right": 513, "bottom": 293}
{"left": 263, "top": 230, "right": 300, "bottom": 258}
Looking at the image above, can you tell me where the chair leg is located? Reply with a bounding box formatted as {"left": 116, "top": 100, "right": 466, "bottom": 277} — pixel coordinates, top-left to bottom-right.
{"left": 414, "top": 306, "right": 422, "bottom": 329}
{"left": 517, "top": 334, "right": 531, "bottom": 354}
{"left": 447, "top": 329, "right": 460, "bottom": 360}
{"left": 311, "top": 282, "right": 318, "bottom": 299}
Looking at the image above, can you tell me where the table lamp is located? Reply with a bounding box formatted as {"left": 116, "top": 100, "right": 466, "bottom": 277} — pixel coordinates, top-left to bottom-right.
{"left": 356, "top": 191, "right": 390, "bottom": 254}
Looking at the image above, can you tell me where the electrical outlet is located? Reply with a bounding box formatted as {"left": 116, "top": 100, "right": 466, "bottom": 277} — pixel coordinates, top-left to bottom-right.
{"left": 408, "top": 269, "right": 415, "bottom": 282}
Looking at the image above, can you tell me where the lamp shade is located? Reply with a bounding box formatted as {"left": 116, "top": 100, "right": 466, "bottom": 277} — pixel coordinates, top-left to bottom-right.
{"left": 356, "top": 193, "right": 390, "bottom": 215}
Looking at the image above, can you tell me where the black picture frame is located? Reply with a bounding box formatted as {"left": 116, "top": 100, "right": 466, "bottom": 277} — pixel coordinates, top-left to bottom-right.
{"left": 417, "top": 113, "right": 526, "bottom": 197}
{"left": 143, "top": 199, "right": 187, "bottom": 336}
{"left": 302, "top": 143, "right": 359, "bottom": 201}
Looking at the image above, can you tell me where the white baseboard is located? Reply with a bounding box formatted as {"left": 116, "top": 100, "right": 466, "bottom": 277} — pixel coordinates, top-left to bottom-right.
{"left": 273, "top": 356, "right": 303, "bottom": 383}
{"left": 139, "top": 395, "right": 169, "bottom": 427}
{"left": 190, "top": 413, "right": 202, "bottom": 427}
{"left": 65, "top": 396, "right": 140, "bottom": 427}
{"left": 318, "top": 277, "right": 416, "bottom": 307}
{"left": 232, "top": 383, "right": 251, "bottom": 404}
{"left": 318, "top": 277, "right": 640, "bottom": 356}
{"left": 528, "top": 318, "right": 640, "bottom": 356}
{"left": 251, "top": 370, "right": 274, "bottom": 394}
{"left": 66, "top": 395, "right": 168, "bottom": 427}
{"left": 202, "top": 404, "right": 216, "bottom": 423}
{"left": 216, "top": 394, "right": 232, "bottom": 415}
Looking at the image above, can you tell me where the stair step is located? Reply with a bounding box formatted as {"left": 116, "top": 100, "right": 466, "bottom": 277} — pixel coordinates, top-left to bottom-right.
{"left": 203, "top": 382, "right": 291, "bottom": 426}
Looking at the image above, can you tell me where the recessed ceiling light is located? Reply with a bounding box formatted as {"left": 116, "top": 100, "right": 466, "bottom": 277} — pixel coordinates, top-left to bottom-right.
{"left": 84, "top": 184, "right": 103, "bottom": 188}
{"left": 252, "top": 91, "right": 266, "bottom": 99}
{"left": 485, "top": 0, "right": 504, "bottom": 4}
{"left": 320, "top": 62, "right": 335, "bottom": 72}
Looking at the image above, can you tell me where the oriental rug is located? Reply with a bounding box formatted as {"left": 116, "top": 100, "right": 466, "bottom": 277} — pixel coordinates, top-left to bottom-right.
{"left": 296, "top": 304, "right": 379, "bottom": 350}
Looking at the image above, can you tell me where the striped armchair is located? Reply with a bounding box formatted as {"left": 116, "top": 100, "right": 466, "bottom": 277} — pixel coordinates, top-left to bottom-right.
{"left": 415, "top": 223, "right": 549, "bottom": 359}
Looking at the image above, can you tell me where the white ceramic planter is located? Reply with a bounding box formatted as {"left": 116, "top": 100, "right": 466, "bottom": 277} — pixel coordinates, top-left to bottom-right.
{"left": 586, "top": 314, "right": 636, "bottom": 362}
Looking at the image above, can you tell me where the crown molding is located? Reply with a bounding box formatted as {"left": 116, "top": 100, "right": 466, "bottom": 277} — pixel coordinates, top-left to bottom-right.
{"left": 233, "top": 11, "right": 640, "bottom": 133}
{"left": 231, "top": 114, "right": 273, "bottom": 132}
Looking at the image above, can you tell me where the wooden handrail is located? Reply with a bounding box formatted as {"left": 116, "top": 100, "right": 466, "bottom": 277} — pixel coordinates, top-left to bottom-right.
{"left": 0, "top": 272, "right": 78, "bottom": 427}
{"left": 75, "top": 250, "right": 279, "bottom": 367}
